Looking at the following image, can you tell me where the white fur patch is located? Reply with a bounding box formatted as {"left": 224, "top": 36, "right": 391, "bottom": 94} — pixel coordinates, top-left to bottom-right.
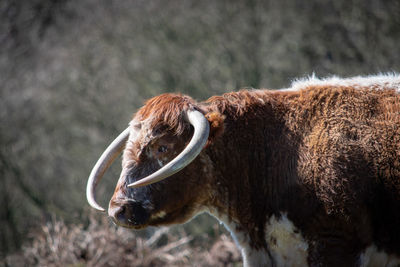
{"left": 207, "top": 209, "right": 309, "bottom": 266}
{"left": 206, "top": 209, "right": 272, "bottom": 267}
{"left": 359, "top": 244, "right": 400, "bottom": 267}
{"left": 280, "top": 73, "right": 400, "bottom": 92}
{"left": 150, "top": 210, "right": 167, "bottom": 220}
{"left": 265, "top": 213, "right": 309, "bottom": 267}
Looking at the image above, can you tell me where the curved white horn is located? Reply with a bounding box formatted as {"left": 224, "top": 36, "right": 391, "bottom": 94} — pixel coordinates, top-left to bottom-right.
{"left": 86, "top": 127, "right": 130, "bottom": 212}
{"left": 127, "top": 109, "right": 210, "bottom": 188}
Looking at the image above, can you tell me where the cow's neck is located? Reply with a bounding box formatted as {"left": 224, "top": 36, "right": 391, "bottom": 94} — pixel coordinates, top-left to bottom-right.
{"left": 203, "top": 92, "right": 309, "bottom": 266}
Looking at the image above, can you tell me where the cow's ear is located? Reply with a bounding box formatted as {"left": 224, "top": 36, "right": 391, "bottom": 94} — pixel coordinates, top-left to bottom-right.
{"left": 205, "top": 111, "right": 225, "bottom": 146}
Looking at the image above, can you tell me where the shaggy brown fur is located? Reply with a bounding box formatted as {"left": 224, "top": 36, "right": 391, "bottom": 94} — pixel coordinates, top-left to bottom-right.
{"left": 109, "top": 79, "right": 400, "bottom": 266}
{"left": 135, "top": 93, "right": 197, "bottom": 135}
{"left": 201, "top": 86, "right": 400, "bottom": 263}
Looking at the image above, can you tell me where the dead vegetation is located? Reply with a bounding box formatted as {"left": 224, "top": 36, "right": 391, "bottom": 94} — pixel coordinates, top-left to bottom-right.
{"left": 4, "top": 216, "right": 241, "bottom": 267}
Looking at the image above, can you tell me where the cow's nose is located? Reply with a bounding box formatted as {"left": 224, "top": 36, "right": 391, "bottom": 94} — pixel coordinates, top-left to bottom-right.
{"left": 109, "top": 205, "right": 128, "bottom": 223}
{"left": 108, "top": 201, "right": 149, "bottom": 227}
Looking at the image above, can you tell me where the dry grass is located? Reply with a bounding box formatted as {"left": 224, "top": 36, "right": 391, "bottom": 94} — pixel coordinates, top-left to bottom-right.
{"left": 4, "top": 216, "right": 241, "bottom": 267}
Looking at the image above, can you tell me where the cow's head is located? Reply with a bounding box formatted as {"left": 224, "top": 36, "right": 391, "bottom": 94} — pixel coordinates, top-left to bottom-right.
{"left": 86, "top": 94, "right": 224, "bottom": 229}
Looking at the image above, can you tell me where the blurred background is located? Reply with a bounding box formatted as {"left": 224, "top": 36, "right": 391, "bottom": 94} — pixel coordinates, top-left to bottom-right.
{"left": 1, "top": 0, "right": 399, "bottom": 265}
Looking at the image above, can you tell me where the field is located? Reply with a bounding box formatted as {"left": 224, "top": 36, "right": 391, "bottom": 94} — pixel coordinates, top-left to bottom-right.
{"left": 1, "top": 0, "right": 399, "bottom": 265}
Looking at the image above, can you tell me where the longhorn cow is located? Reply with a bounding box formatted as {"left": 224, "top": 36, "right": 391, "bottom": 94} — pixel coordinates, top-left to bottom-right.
{"left": 87, "top": 74, "right": 400, "bottom": 266}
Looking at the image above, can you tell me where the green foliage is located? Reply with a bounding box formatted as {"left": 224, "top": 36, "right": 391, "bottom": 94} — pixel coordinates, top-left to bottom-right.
{"left": 1, "top": 0, "right": 399, "bottom": 259}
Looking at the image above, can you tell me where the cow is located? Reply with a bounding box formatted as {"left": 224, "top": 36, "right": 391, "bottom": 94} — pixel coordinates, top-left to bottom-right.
{"left": 87, "top": 74, "right": 400, "bottom": 266}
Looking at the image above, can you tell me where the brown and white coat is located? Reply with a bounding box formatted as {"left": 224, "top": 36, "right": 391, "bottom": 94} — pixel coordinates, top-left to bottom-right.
{"left": 88, "top": 74, "right": 400, "bottom": 266}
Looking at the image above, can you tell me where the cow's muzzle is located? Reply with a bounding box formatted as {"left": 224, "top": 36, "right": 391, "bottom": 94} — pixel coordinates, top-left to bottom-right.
{"left": 108, "top": 200, "right": 150, "bottom": 228}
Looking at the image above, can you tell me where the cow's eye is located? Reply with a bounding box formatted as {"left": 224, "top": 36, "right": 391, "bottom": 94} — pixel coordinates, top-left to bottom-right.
{"left": 158, "top": 145, "right": 168, "bottom": 153}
